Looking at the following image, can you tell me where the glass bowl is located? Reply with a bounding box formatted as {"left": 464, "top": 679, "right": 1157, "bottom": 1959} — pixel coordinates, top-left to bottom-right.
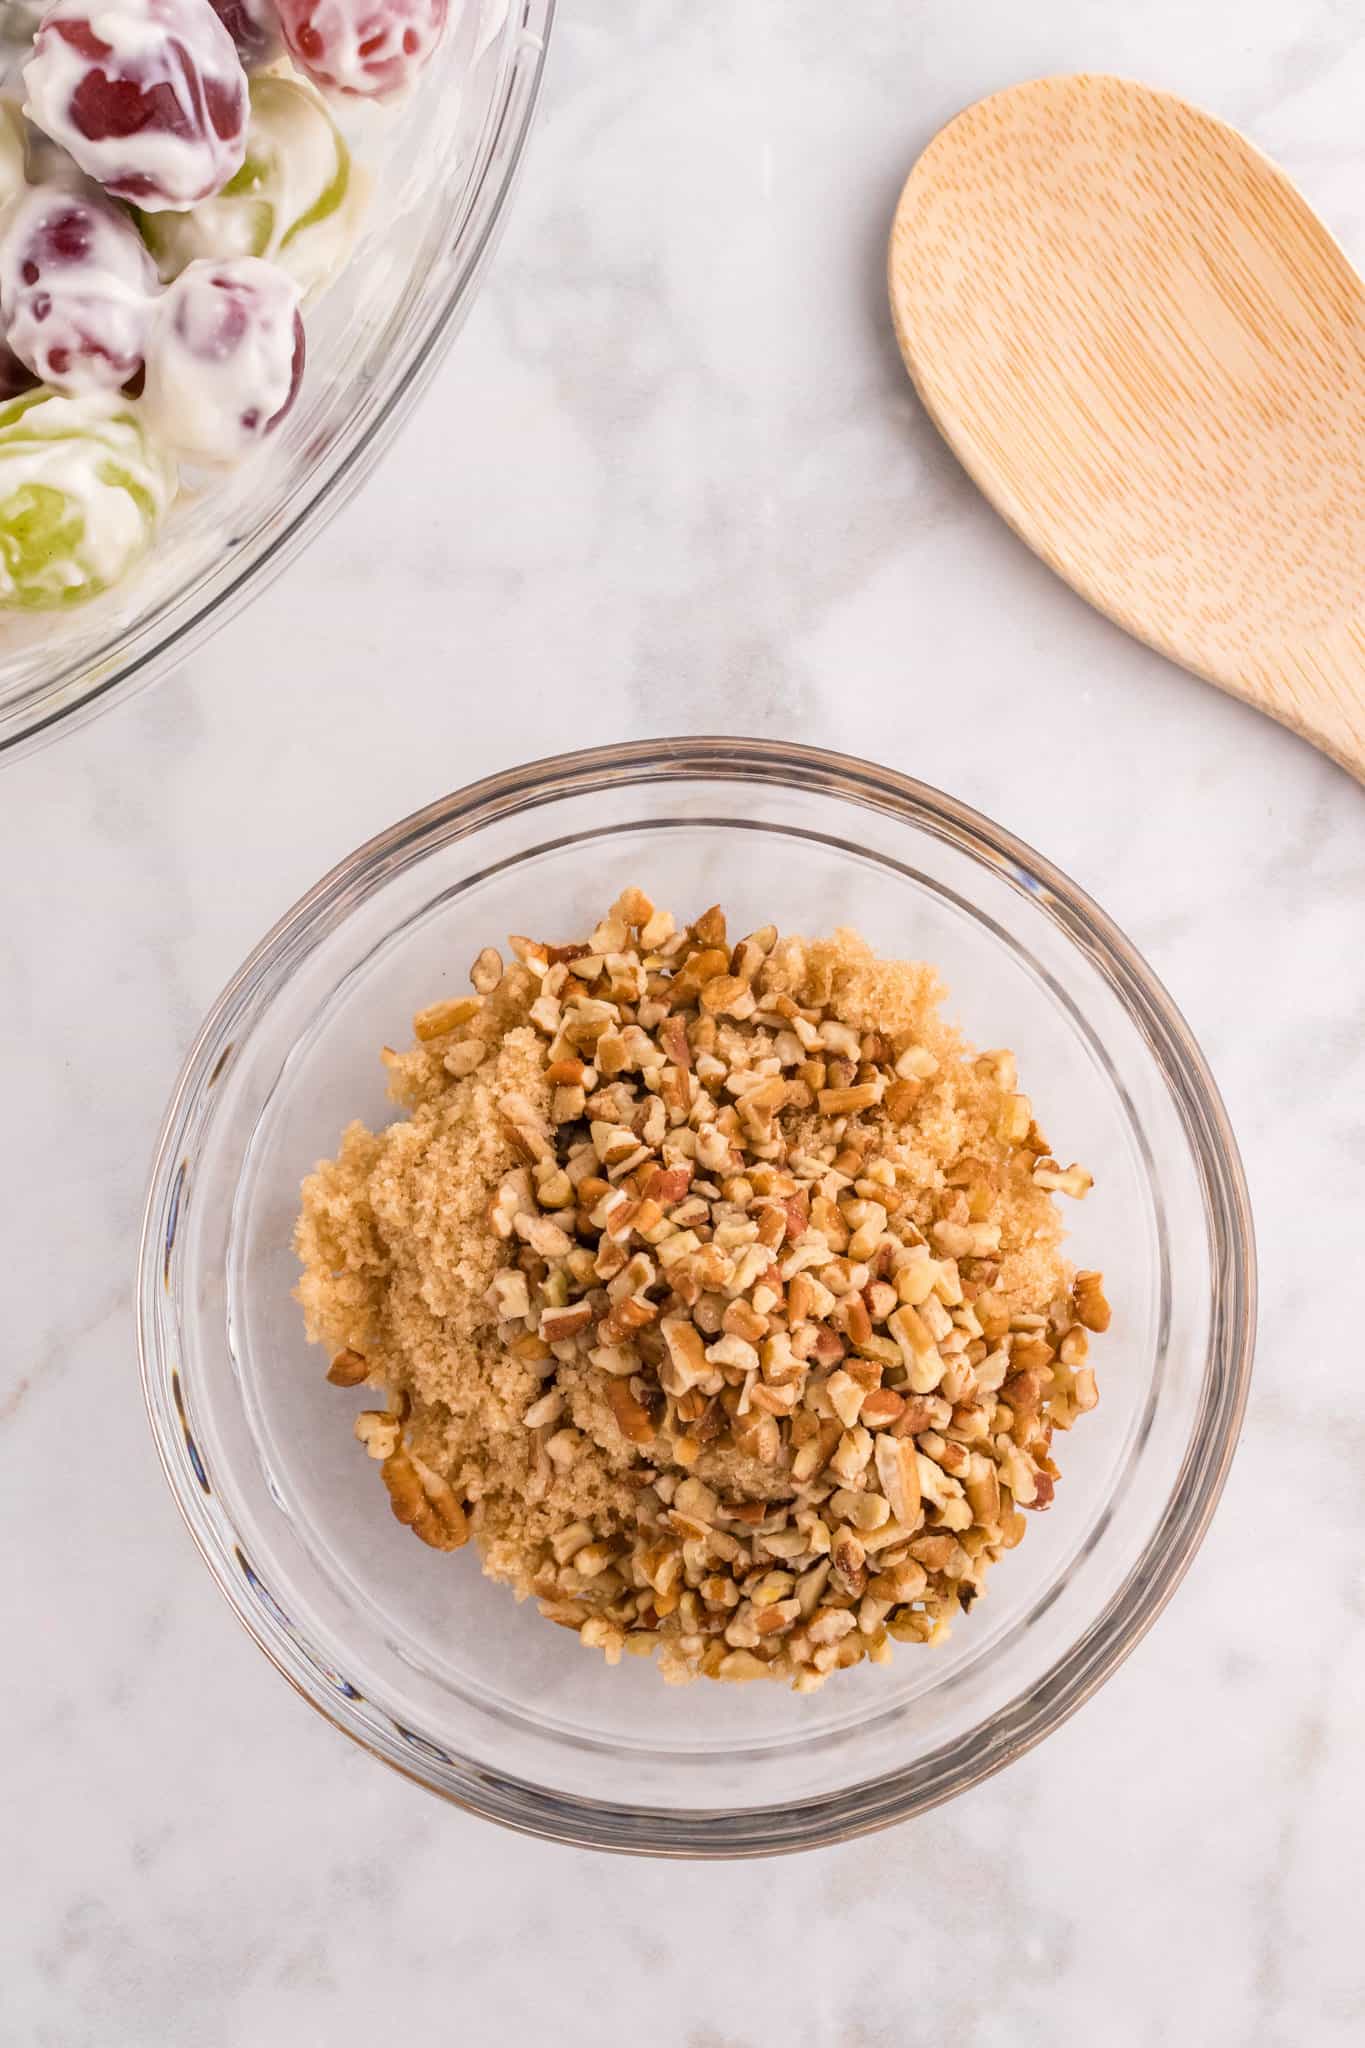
{"left": 0, "top": 0, "right": 554, "bottom": 758}
{"left": 138, "top": 738, "right": 1255, "bottom": 1856}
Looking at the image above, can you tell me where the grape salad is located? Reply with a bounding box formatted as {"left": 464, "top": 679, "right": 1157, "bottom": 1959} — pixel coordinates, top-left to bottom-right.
{"left": 0, "top": 0, "right": 446, "bottom": 610}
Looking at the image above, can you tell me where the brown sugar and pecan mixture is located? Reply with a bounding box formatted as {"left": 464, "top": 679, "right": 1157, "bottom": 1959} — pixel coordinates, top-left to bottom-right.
{"left": 295, "top": 889, "right": 1109, "bottom": 1691}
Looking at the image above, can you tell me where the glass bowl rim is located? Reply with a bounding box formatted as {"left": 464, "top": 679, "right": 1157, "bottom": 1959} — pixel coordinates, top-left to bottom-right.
{"left": 0, "top": 0, "right": 557, "bottom": 762}
{"left": 137, "top": 735, "right": 1257, "bottom": 1856}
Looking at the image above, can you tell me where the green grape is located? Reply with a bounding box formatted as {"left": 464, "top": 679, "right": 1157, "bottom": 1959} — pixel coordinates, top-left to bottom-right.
{"left": 0, "top": 390, "right": 176, "bottom": 609}
{"left": 138, "top": 76, "right": 362, "bottom": 303}
{"left": 0, "top": 96, "right": 26, "bottom": 214}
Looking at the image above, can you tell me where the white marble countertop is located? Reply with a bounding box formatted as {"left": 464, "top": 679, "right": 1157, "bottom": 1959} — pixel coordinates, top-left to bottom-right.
{"left": 5, "top": 2, "right": 1365, "bottom": 2041}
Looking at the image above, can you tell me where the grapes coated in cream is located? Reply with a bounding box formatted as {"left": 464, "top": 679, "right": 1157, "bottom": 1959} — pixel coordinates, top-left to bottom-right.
{"left": 276, "top": 0, "right": 446, "bottom": 101}
{"left": 0, "top": 177, "right": 160, "bottom": 390}
{"left": 141, "top": 253, "right": 302, "bottom": 464}
{"left": 0, "top": 102, "right": 38, "bottom": 397}
{"left": 23, "top": 0, "right": 249, "bottom": 209}
{"left": 139, "top": 73, "right": 361, "bottom": 301}
{"left": 208, "top": 0, "right": 280, "bottom": 67}
{"left": 0, "top": 0, "right": 461, "bottom": 606}
{"left": 0, "top": 385, "right": 174, "bottom": 605}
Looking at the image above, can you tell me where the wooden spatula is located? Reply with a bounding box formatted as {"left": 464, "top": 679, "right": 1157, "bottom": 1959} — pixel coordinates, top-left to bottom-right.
{"left": 888, "top": 73, "right": 1365, "bottom": 780}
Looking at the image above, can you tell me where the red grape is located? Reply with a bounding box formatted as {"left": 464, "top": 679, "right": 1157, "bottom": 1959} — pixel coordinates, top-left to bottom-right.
{"left": 142, "top": 255, "right": 304, "bottom": 463}
{"left": 209, "top": 0, "right": 281, "bottom": 69}
{"left": 275, "top": 0, "right": 447, "bottom": 101}
{"left": 23, "top": 0, "right": 249, "bottom": 209}
{"left": 0, "top": 342, "right": 38, "bottom": 403}
{"left": 0, "top": 181, "right": 160, "bottom": 392}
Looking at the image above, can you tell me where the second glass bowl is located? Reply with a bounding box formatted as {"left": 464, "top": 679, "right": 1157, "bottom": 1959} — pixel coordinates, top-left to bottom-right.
{"left": 139, "top": 738, "right": 1255, "bottom": 1854}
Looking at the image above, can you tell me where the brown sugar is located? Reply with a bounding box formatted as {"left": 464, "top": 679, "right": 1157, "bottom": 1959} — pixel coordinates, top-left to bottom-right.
{"left": 295, "top": 890, "right": 1107, "bottom": 1690}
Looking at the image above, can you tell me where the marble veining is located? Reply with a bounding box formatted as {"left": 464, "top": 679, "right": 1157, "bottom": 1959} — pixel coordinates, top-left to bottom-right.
{"left": 3, "top": 2, "right": 1364, "bottom": 2042}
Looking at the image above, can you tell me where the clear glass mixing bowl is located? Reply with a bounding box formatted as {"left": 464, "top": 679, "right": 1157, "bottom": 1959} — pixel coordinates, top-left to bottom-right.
{"left": 138, "top": 738, "right": 1256, "bottom": 1855}
{"left": 0, "top": 0, "right": 554, "bottom": 757}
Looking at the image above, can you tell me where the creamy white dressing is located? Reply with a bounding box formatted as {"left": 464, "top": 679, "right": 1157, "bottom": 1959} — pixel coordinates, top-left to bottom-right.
{"left": 472, "top": 0, "right": 506, "bottom": 62}
{"left": 141, "top": 252, "right": 299, "bottom": 462}
{"left": 23, "top": 0, "right": 247, "bottom": 209}
{"left": 0, "top": 387, "right": 174, "bottom": 598}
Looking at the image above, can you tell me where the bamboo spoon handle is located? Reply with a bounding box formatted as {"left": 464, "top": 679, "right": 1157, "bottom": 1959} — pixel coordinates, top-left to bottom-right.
{"left": 1228, "top": 626, "right": 1365, "bottom": 780}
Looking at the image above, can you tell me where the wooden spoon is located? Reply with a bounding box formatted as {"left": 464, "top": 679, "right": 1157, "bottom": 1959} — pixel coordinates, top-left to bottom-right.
{"left": 888, "top": 73, "right": 1365, "bottom": 780}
